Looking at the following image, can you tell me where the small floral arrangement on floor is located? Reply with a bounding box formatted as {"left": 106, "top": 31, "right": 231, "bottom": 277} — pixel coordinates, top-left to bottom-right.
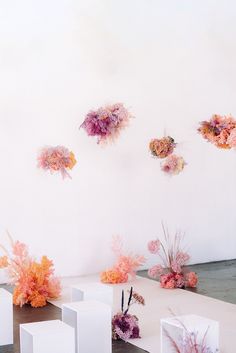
{"left": 149, "top": 136, "right": 176, "bottom": 159}
{"left": 112, "top": 287, "right": 145, "bottom": 341}
{"left": 0, "top": 232, "right": 61, "bottom": 307}
{"left": 198, "top": 114, "right": 236, "bottom": 149}
{"left": 100, "top": 236, "right": 146, "bottom": 284}
{"left": 37, "top": 145, "right": 76, "bottom": 179}
{"left": 80, "top": 103, "right": 132, "bottom": 144}
{"left": 163, "top": 316, "right": 219, "bottom": 353}
{"left": 147, "top": 224, "right": 198, "bottom": 289}
{"left": 161, "top": 154, "right": 186, "bottom": 175}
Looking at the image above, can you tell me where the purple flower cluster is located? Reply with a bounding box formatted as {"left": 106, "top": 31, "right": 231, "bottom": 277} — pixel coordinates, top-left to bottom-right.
{"left": 112, "top": 313, "right": 140, "bottom": 341}
{"left": 80, "top": 103, "right": 131, "bottom": 144}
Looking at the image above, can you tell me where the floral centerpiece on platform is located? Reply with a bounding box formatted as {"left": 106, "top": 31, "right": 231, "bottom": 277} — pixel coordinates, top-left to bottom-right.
{"left": 38, "top": 145, "right": 76, "bottom": 179}
{"left": 112, "top": 287, "right": 145, "bottom": 341}
{"left": 147, "top": 224, "right": 198, "bottom": 289}
{"left": 0, "top": 232, "right": 61, "bottom": 307}
{"left": 198, "top": 114, "right": 236, "bottom": 149}
{"left": 100, "top": 236, "right": 146, "bottom": 284}
{"left": 163, "top": 316, "right": 219, "bottom": 353}
{"left": 80, "top": 103, "right": 132, "bottom": 144}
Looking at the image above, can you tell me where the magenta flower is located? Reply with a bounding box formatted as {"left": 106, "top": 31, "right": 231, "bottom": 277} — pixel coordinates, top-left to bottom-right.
{"left": 80, "top": 103, "right": 132, "bottom": 144}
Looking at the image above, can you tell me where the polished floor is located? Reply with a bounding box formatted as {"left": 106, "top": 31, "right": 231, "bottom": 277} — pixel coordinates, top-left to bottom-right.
{"left": 1, "top": 259, "right": 236, "bottom": 353}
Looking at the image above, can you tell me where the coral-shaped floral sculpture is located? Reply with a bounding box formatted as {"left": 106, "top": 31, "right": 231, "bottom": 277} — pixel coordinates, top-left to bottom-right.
{"left": 38, "top": 145, "right": 76, "bottom": 179}
{"left": 0, "top": 232, "right": 61, "bottom": 307}
{"left": 80, "top": 103, "right": 132, "bottom": 144}
{"left": 147, "top": 224, "right": 198, "bottom": 289}
{"left": 198, "top": 114, "right": 236, "bottom": 149}
{"left": 100, "top": 236, "right": 145, "bottom": 284}
{"left": 112, "top": 287, "right": 145, "bottom": 341}
{"left": 161, "top": 154, "right": 186, "bottom": 175}
{"left": 149, "top": 136, "right": 176, "bottom": 159}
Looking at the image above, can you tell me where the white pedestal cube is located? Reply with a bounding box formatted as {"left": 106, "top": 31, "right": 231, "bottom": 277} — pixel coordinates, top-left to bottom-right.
{"left": 20, "top": 320, "right": 75, "bottom": 353}
{"left": 161, "top": 314, "right": 219, "bottom": 353}
{"left": 71, "top": 282, "right": 113, "bottom": 307}
{"left": 62, "top": 300, "right": 111, "bottom": 353}
{"left": 0, "top": 288, "right": 13, "bottom": 346}
{"left": 0, "top": 268, "right": 9, "bottom": 284}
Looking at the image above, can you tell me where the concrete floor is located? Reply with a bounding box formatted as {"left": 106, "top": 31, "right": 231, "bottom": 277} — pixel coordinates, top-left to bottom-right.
{"left": 1, "top": 259, "right": 236, "bottom": 353}
{"left": 139, "top": 259, "right": 236, "bottom": 304}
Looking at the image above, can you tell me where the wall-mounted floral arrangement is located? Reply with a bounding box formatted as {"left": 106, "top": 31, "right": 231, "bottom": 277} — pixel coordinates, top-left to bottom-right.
{"left": 149, "top": 136, "right": 176, "bottom": 158}
{"left": 80, "top": 103, "right": 132, "bottom": 144}
{"left": 161, "top": 154, "right": 186, "bottom": 175}
{"left": 149, "top": 135, "right": 186, "bottom": 176}
{"left": 38, "top": 145, "right": 76, "bottom": 179}
{"left": 198, "top": 114, "right": 236, "bottom": 149}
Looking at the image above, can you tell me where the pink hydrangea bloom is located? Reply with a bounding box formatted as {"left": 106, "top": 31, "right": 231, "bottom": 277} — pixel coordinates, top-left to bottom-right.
{"left": 147, "top": 240, "right": 160, "bottom": 254}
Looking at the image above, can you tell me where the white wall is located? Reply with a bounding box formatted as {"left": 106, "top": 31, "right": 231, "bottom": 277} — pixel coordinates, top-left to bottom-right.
{"left": 0, "top": 0, "right": 236, "bottom": 276}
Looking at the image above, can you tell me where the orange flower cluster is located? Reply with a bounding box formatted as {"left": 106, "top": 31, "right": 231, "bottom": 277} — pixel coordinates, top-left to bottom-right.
{"left": 149, "top": 136, "right": 176, "bottom": 158}
{"left": 0, "top": 235, "right": 61, "bottom": 308}
{"left": 100, "top": 236, "right": 146, "bottom": 284}
{"left": 100, "top": 269, "right": 128, "bottom": 284}
{"left": 13, "top": 256, "right": 61, "bottom": 308}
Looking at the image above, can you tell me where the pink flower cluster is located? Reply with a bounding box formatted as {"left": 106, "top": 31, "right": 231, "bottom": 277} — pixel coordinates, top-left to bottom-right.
{"left": 81, "top": 103, "right": 132, "bottom": 144}
{"left": 101, "top": 236, "right": 146, "bottom": 284}
{"left": 147, "top": 224, "right": 198, "bottom": 289}
{"left": 198, "top": 114, "right": 236, "bottom": 149}
{"left": 38, "top": 145, "right": 76, "bottom": 179}
{"left": 161, "top": 154, "right": 186, "bottom": 176}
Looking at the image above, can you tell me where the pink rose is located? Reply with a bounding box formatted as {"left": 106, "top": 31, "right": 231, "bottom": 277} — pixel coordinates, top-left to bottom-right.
{"left": 147, "top": 240, "right": 160, "bottom": 254}
{"left": 148, "top": 264, "right": 163, "bottom": 279}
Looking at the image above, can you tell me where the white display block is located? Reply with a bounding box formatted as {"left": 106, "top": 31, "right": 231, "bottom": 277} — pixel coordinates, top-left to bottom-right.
{"left": 62, "top": 300, "right": 111, "bottom": 353}
{"left": 0, "top": 288, "right": 13, "bottom": 346}
{"left": 0, "top": 268, "right": 9, "bottom": 284}
{"left": 71, "top": 282, "right": 113, "bottom": 307}
{"left": 20, "top": 320, "right": 75, "bottom": 353}
{"left": 161, "top": 314, "right": 219, "bottom": 353}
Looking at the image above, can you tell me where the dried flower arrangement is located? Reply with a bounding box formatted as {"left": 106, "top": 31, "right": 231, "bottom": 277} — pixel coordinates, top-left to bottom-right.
{"left": 112, "top": 287, "right": 145, "bottom": 341}
{"left": 0, "top": 232, "right": 61, "bottom": 307}
{"left": 163, "top": 316, "right": 219, "bottom": 353}
{"left": 149, "top": 135, "right": 185, "bottom": 176}
{"left": 38, "top": 145, "right": 76, "bottom": 179}
{"left": 147, "top": 224, "right": 198, "bottom": 289}
{"left": 100, "top": 236, "right": 146, "bottom": 284}
{"left": 198, "top": 114, "right": 236, "bottom": 149}
{"left": 149, "top": 136, "right": 176, "bottom": 159}
{"left": 161, "top": 154, "right": 186, "bottom": 175}
{"left": 80, "top": 103, "right": 132, "bottom": 144}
